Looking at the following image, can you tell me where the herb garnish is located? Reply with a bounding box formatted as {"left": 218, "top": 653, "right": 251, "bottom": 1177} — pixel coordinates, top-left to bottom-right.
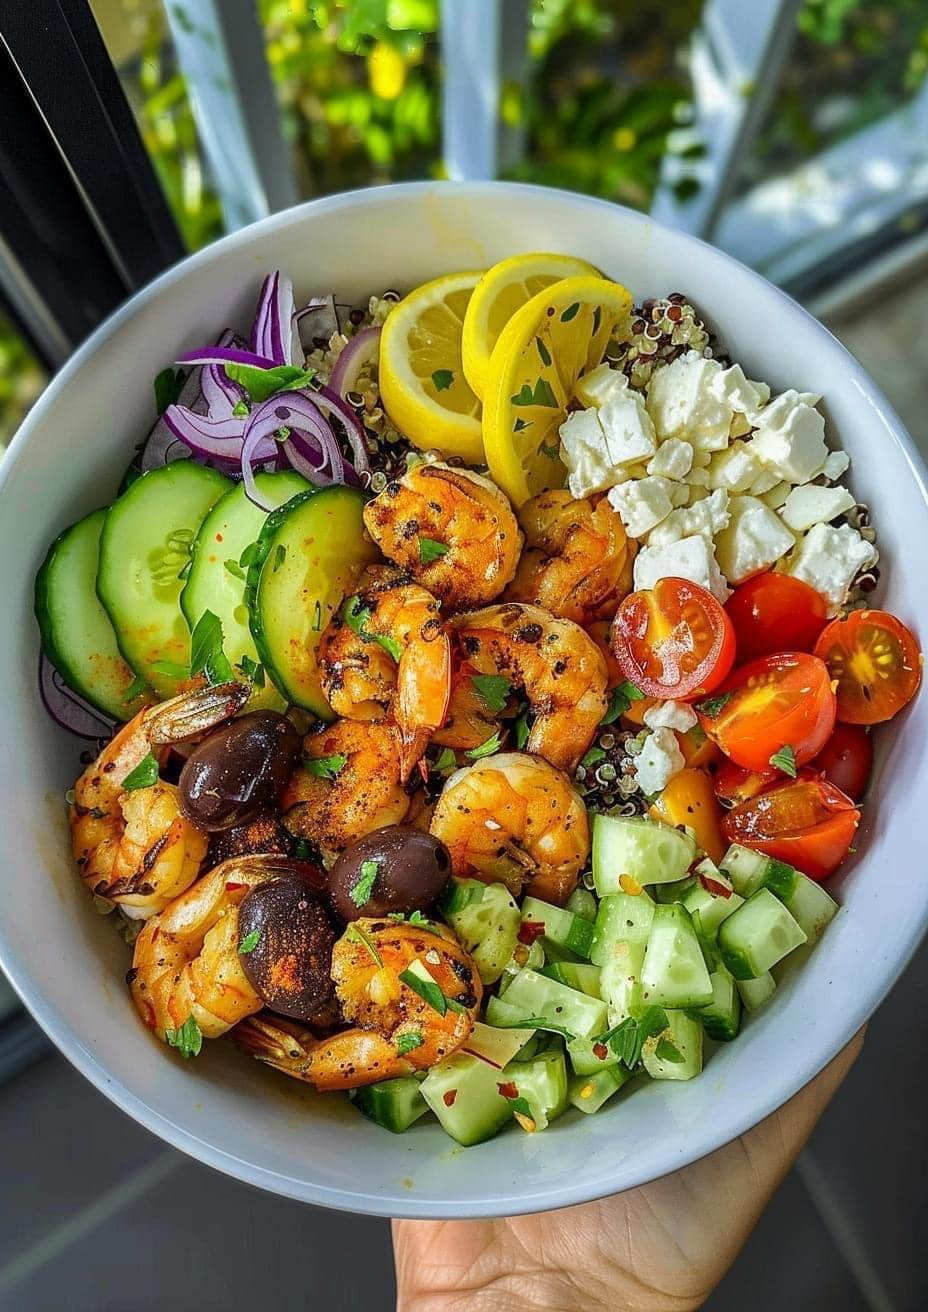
{"left": 237, "top": 654, "right": 265, "bottom": 687}
{"left": 399, "top": 967, "right": 448, "bottom": 1016}
{"left": 594, "top": 1006, "right": 669, "bottom": 1070}
{"left": 224, "top": 362, "right": 317, "bottom": 402}
{"left": 189, "top": 610, "right": 234, "bottom": 684}
{"left": 535, "top": 336, "right": 552, "bottom": 366}
{"left": 580, "top": 745, "right": 606, "bottom": 769}
{"left": 121, "top": 753, "right": 160, "bottom": 792}
{"left": 395, "top": 1031, "right": 424, "bottom": 1055}
{"left": 511, "top": 378, "right": 558, "bottom": 408}
{"left": 343, "top": 595, "right": 401, "bottom": 662}
{"left": 601, "top": 680, "right": 644, "bottom": 725}
{"left": 224, "top": 558, "right": 246, "bottom": 581}
{"left": 347, "top": 922, "right": 383, "bottom": 967}
{"left": 431, "top": 369, "right": 454, "bottom": 391}
{"left": 350, "top": 859, "right": 380, "bottom": 908}
{"left": 272, "top": 544, "right": 287, "bottom": 573}
{"left": 433, "top": 747, "right": 457, "bottom": 773}
{"left": 303, "top": 753, "right": 347, "bottom": 780}
{"left": 696, "top": 691, "right": 732, "bottom": 718}
{"left": 121, "top": 673, "right": 148, "bottom": 704}
{"left": 654, "top": 1037, "right": 685, "bottom": 1064}
{"left": 465, "top": 730, "right": 503, "bottom": 760}
{"left": 150, "top": 660, "right": 189, "bottom": 680}
{"left": 512, "top": 710, "right": 531, "bottom": 749}
{"left": 560, "top": 301, "right": 581, "bottom": 322}
{"left": 239, "top": 542, "right": 259, "bottom": 570}
{"left": 154, "top": 367, "right": 184, "bottom": 415}
{"left": 471, "top": 673, "right": 511, "bottom": 713}
{"left": 165, "top": 1015, "right": 203, "bottom": 1059}
{"left": 769, "top": 744, "right": 798, "bottom": 778}
{"left": 419, "top": 537, "right": 450, "bottom": 564}
{"left": 239, "top": 929, "right": 261, "bottom": 955}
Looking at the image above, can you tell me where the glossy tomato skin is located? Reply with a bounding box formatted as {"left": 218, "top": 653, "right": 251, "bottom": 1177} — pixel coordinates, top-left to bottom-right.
{"left": 611, "top": 577, "right": 735, "bottom": 701}
{"left": 714, "top": 759, "right": 775, "bottom": 807}
{"left": 698, "top": 652, "right": 836, "bottom": 774}
{"left": 814, "top": 609, "right": 922, "bottom": 725}
{"left": 811, "top": 724, "right": 872, "bottom": 802}
{"left": 726, "top": 572, "right": 828, "bottom": 663}
{"left": 720, "top": 772, "right": 860, "bottom": 880}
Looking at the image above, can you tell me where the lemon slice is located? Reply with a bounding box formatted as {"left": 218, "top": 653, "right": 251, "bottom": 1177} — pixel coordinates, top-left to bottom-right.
{"left": 379, "top": 271, "right": 485, "bottom": 464}
{"left": 462, "top": 252, "right": 600, "bottom": 398}
{"left": 482, "top": 276, "right": 633, "bottom": 507}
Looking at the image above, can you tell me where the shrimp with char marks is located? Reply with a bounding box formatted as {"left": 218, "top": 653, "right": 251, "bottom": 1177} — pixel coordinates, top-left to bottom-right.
{"left": 70, "top": 681, "right": 250, "bottom": 918}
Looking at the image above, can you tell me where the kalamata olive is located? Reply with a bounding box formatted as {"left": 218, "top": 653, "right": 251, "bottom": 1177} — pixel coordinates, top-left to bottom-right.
{"left": 328, "top": 825, "right": 452, "bottom": 923}
{"left": 179, "top": 711, "right": 301, "bottom": 831}
{"left": 237, "top": 868, "right": 337, "bottom": 1022}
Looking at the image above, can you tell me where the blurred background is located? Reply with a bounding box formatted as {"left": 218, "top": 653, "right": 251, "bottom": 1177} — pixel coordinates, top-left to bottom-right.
{"left": 1, "top": 2, "right": 926, "bottom": 1308}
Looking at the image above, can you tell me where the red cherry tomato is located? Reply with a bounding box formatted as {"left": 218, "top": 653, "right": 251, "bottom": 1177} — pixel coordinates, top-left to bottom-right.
{"left": 698, "top": 652, "right": 836, "bottom": 774}
{"left": 720, "top": 773, "right": 860, "bottom": 880}
{"left": 810, "top": 723, "right": 872, "bottom": 802}
{"left": 726, "top": 572, "right": 828, "bottom": 663}
{"left": 814, "top": 609, "right": 922, "bottom": 725}
{"left": 611, "top": 577, "right": 735, "bottom": 701}
{"left": 714, "top": 759, "right": 775, "bottom": 807}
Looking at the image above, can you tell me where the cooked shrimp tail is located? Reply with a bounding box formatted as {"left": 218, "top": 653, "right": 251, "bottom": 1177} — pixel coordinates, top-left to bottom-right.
{"left": 234, "top": 1015, "right": 415, "bottom": 1091}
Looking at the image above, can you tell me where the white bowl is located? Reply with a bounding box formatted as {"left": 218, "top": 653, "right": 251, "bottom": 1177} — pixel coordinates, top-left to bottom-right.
{"left": 2, "top": 182, "right": 926, "bottom": 1218}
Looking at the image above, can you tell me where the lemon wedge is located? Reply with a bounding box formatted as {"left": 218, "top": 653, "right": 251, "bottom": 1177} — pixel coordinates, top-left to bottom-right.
{"left": 482, "top": 276, "right": 633, "bottom": 507}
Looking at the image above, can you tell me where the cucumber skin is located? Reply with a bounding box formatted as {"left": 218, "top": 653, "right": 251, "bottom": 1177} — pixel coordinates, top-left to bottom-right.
{"left": 521, "top": 896, "right": 594, "bottom": 959}
{"left": 353, "top": 1076, "right": 429, "bottom": 1133}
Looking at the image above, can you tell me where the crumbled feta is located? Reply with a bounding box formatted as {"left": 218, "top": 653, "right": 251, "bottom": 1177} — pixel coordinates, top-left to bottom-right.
{"left": 761, "top": 480, "right": 792, "bottom": 510}
{"left": 708, "top": 441, "right": 762, "bottom": 493}
{"left": 634, "top": 533, "right": 730, "bottom": 603}
{"left": 648, "top": 488, "right": 730, "bottom": 548}
{"left": 559, "top": 409, "right": 614, "bottom": 499}
{"left": 647, "top": 437, "right": 694, "bottom": 480}
{"left": 670, "top": 482, "right": 692, "bottom": 507}
{"left": 646, "top": 351, "right": 733, "bottom": 451}
{"left": 747, "top": 390, "right": 828, "bottom": 483}
{"left": 607, "top": 476, "right": 674, "bottom": 539}
{"left": 780, "top": 483, "right": 855, "bottom": 533}
{"left": 635, "top": 727, "right": 685, "bottom": 796}
{"left": 575, "top": 363, "right": 623, "bottom": 408}
{"left": 823, "top": 450, "right": 850, "bottom": 481}
{"left": 709, "top": 363, "right": 770, "bottom": 420}
{"left": 598, "top": 378, "right": 658, "bottom": 467}
{"left": 783, "top": 522, "right": 878, "bottom": 614}
{"left": 644, "top": 700, "right": 698, "bottom": 733}
{"left": 714, "top": 495, "right": 796, "bottom": 584}
{"left": 747, "top": 467, "right": 780, "bottom": 496}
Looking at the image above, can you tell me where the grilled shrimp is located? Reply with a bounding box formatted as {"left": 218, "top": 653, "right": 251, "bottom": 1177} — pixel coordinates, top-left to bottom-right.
{"left": 235, "top": 919, "right": 480, "bottom": 1089}
{"left": 70, "top": 682, "right": 250, "bottom": 918}
{"left": 450, "top": 602, "right": 608, "bottom": 771}
{"left": 281, "top": 719, "right": 410, "bottom": 851}
{"left": 129, "top": 854, "right": 300, "bottom": 1042}
{"left": 430, "top": 752, "right": 589, "bottom": 906}
{"left": 319, "top": 565, "right": 450, "bottom": 779}
{"left": 362, "top": 462, "right": 522, "bottom": 610}
{"left": 504, "top": 490, "right": 635, "bottom": 623}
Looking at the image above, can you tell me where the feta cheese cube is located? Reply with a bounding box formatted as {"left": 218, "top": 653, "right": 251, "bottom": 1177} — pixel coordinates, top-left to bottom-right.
{"left": 598, "top": 377, "right": 658, "bottom": 467}
{"left": 634, "top": 533, "right": 730, "bottom": 603}
{"left": 761, "top": 480, "right": 792, "bottom": 510}
{"left": 714, "top": 495, "right": 795, "bottom": 584}
{"left": 780, "top": 483, "right": 855, "bottom": 533}
{"left": 559, "top": 408, "right": 614, "bottom": 499}
{"left": 607, "top": 477, "right": 674, "bottom": 538}
{"left": 822, "top": 449, "right": 850, "bottom": 481}
{"left": 648, "top": 488, "right": 730, "bottom": 549}
{"left": 575, "top": 363, "right": 623, "bottom": 408}
{"left": 635, "top": 727, "right": 685, "bottom": 797}
{"left": 686, "top": 466, "right": 711, "bottom": 490}
{"left": 707, "top": 442, "right": 761, "bottom": 493}
{"left": 645, "top": 351, "right": 733, "bottom": 451}
{"left": 783, "top": 522, "right": 878, "bottom": 614}
{"left": 643, "top": 700, "right": 698, "bottom": 733}
{"left": 670, "top": 482, "right": 692, "bottom": 507}
{"left": 747, "top": 467, "right": 780, "bottom": 496}
{"left": 647, "top": 437, "right": 693, "bottom": 480}
{"left": 709, "top": 363, "right": 770, "bottom": 420}
{"left": 747, "top": 390, "right": 828, "bottom": 484}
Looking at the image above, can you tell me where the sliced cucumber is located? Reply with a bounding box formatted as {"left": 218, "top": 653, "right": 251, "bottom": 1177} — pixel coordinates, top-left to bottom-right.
{"left": 35, "top": 508, "right": 148, "bottom": 720}
{"left": 718, "top": 888, "right": 807, "bottom": 980}
{"left": 353, "top": 1076, "right": 429, "bottom": 1133}
{"left": 590, "top": 891, "right": 655, "bottom": 965}
{"left": 505, "top": 1051, "right": 569, "bottom": 1131}
{"left": 681, "top": 864, "right": 745, "bottom": 943}
{"left": 687, "top": 965, "right": 741, "bottom": 1042}
{"left": 521, "top": 896, "right": 594, "bottom": 959}
{"left": 600, "top": 942, "right": 646, "bottom": 1023}
{"left": 420, "top": 1051, "right": 512, "bottom": 1146}
{"left": 460, "top": 1021, "right": 536, "bottom": 1068}
{"left": 442, "top": 882, "right": 521, "bottom": 985}
{"left": 245, "top": 485, "right": 378, "bottom": 715}
{"left": 642, "top": 1010, "right": 703, "bottom": 1081}
{"left": 720, "top": 844, "right": 796, "bottom": 900}
{"left": 97, "top": 463, "right": 232, "bottom": 697}
{"left": 540, "top": 962, "right": 602, "bottom": 997}
{"left": 181, "top": 472, "right": 308, "bottom": 710}
{"left": 640, "top": 904, "right": 714, "bottom": 1009}
{"left": 565, "top": 887, "right": 598, "bottom": 922}
{"left": 592, "top": 814, "right": 696, "bottom": 894}
{"left": 438, "top": 878, "right": 489, "bottom": 917}
{"left": 484, "top": 994, "right": 531, "bottom": 1028}
{"left": 567, "top": 1035, "right": 621, "bottom": 1077}
{"left": 781, "top": 872, "right": 838, "bottom": 944}
{"left": 736, "top": 970, "right": 777, "bottom": 1013}
{"left": 653, "top": 876, "right": 697, "bottom": 905}
{"left": 500, "top": 969, "right": 607, "bottom": 1040}
{"left": 568, "top": 1063, "right": 632, "bottom": 1113}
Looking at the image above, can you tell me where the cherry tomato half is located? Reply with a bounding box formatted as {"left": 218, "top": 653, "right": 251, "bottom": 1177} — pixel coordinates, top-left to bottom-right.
{"left": 810, "top": 723, "right": 872, "bottom": 802}
{"left": 714, "top": 759, "right": 775, "bottom": 807}
{"left": 698, "top": 651, "right": 836, "bottom": 774}
{"left": 611, "top": 577, "right": 735, "bottom": 701}
{"left": 726, "top": 572, "right": 828, "bottom": 663}
{"left": 814, "top": 609, "right": 922, "bottom": 725}
{"left": 720, "top": 772, "right": 860, "bottom": 880}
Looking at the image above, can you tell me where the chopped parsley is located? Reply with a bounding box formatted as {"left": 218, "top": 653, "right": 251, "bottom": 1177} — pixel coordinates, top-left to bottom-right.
{"left": 580, "top": 745, "right": 607, "bottom": 769}
{"left": 154, "top": 366, "right": 183, "bottom": 415}
{"left": 399, "top": 967, "right": 448, "bottom": 1016}
{"left": 342, "top": 594, "right": 401, "bottom": 662}
{"left": 224, "top": 558, "right": 246, "bottom": 581}
{"left": 150, "top": 659, "right": 189, "bottom": 679}
{"left": 431, "top": 369, "right": 454, "bottom": 392}
{"left": 224, "top": 361, "right": 317, "bottom": 402}
{"left": 601, "top": 680, "right": 644, "bottom": 725}
{"left": 654, "top": 1037, "right": 685, "bottom": 1064}
{"left": 272, "top": 544, "right": 287, "bottom": 573}
{"left": 696, "top": 691, "right": 732, "bottom": 718}
{"left": 560, "top": 301, "right": 581, "bottom": 322}
{"left": 535, "top": 336, "right": 552, "bottom": 366}
{"left": 303, "top": 753, "right": 348, "bottom": 780}
{"left": 346, "top": 922, "right": 383, "bottom": 967}
{"left": 189, "top": 610, "right": 234, "bottom": 685}
{"left": 470, "top": 673, "right": 511, "bottom": 713}
{"left": 512, "top": 710, "right": 531, "bottom": 750}
{"left": 432, "top": 747, "right": 457, "bottom": 773}
{"left": 239, "top": 541, "right": 259, "bottom": 570}
{"left": 769, "top": 744, "right": 798, "bottom": 778}
{"left": 595, "top": 1006, "right": 668, "bottom": 1070}
{"left": 465, "top": 730, "right": 503, "bottom": 760}
{"left": 395, "top": 1031, "right": 424, "bottom": 1056}
{"left": 237, "top": 654, "right": 265, "bottom": 687}
{"left": 349, "top": 859, "right": 380, "bottom": 908}
{"left": 121, "top": 674, "right": 148, "bottom": 704}
{"left": 419, "top": 536, "right": 450, "bottom": 564}
{"left": 121, "top": 753, "right": 160, "bottom": 792}
{"left": 510, "top": 378, "right": 558, "bottom": 408}
{"left": 165, "top": 1016, "right": 202, "bottom": 1059}
{"left": 239, "top": 929, "right": 261, "bottom": 955}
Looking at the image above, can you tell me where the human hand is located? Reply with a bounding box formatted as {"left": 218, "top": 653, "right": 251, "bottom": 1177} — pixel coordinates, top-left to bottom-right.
{"left": 393, "top": 1029, "right": 863, "bottom": 1312}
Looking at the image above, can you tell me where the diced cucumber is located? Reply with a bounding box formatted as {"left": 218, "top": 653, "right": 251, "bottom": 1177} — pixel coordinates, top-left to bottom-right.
{"left": 642, "top": 1010, "right": 703, "bottom": 1081}
{"left": 521, "top": 896, "right": 594, "bottom": 959}
{"left": 442, "top": 881, "right": 521, "bottom": 985}
{"left": 460, "top": 1021, "right": 536, "bottom": 1068}
{"left": 245, "top": 485, "right": 379, "bottom": 715}
{"left": 542, "top": 940, "right": 586, "bottom": 965}
{"left": 438, "top": 878, "right": 491, "bottom": 917}
{"left": 736, "top": 970, "right": 777, "bottom": 1013}
{"left": 566, "top": 887, "right": 598, "bottom": 922}
{"left": 687, "top": 965, "right": 741, "bottom": 1041}
{"left": 681, "top": 865, "right": 745, "bottom": 943}
{"left": 504, "top": 1051, "right": 568, "bottom": 1131}
{"left": 781, "top": 872, "right": 838, "bottom": 944}
{"left": 567, "top": 1035, "right": 620, "bottom": 1076}
{"left": 641, "top": 904, "right": 713, "bottom": 1009}
{"left": 654, "top": 876, "right": 697, "bottom": 905}
{"left": 590, "top": 891, "right": 655, "bottom": 966}
{"left": 718, "top": 888, "right": 807, "bottom": 979}
{"left": 568, "top": 1064, "right": 632, "bottom": 1113}
{"left": 600, "top": 942, "right": 646, "bottom": 1023}
{"left": 500, "top": 969, "right": 607, "bottom": 1039}
{"left": 592, "top": 814, "right": 696, "bottom": 894}
{"left": 353, "top": 1076, "right": 429, "bottom": 1133}
{"left": 420, "top": 1052, "right": 512, "bottom": 1146}
{"left": 484, "top": 995, "right": 530, "bottom": 1028}
{"left": 34, "top": 508, "right": 149, "bottom": 720}
{"left": 181, "top": 472, "right": 307, "bottom": 710}
{"left": 97, "top": 462, "right": 232, "bottom": 697}
{"left": 540, "top": 962, "right": 602, "bottom": 997}
{"left": 721, "top": 844, "right": 796, "bottom": 899}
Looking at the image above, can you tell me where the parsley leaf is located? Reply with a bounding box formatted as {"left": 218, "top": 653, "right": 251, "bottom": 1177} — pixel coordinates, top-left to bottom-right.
{"left": 492, "top": 1015, "right": 575, "bottom": 1039}
{"left": 601, "top": 679, "right": 644, "bottom": 725}
{"left": 239, "top": 929, "right": 261, "bottom": 955}
{"left": 560, "top": 301, "right": 581, "bottom": 322}
{"left": 350, "top": 859, "right": 380, "bottom": 908}
{"left": 150, "top": 659, "right": 189, "bottom": 679}
{"left": 510, "top": 378, "right": 558, "bottom": 408}
{"left": 471, "top": 673, "right": 512, "bottom": 713}
{"left": 769, "top": 744, "right": 798, "bottom": 777}
{"left": 165, "top": 1015, "right": 202, "bottom": 1059}
{"left": 513, "top": 710, "right": 531, "bottom": 750}
{"left": 224, "top": 362, "right": 317, "bottom": 402}
{"left": 595, "top": 1006, "right": 668, "bottom": 1070}
{"left": 433, "top": 747, "right": 457, "bottom": 773}
{"left": 121, "top": 673, "right": 148, "bottom": 704}
{"left": 272, "top": 544, "right": 287, "bottom": 573}
{"left": 399, "top": 967, "right": 447, "bottom": 1016}
{"left": 431, "top": 369, "right": 454, "bottom": 392}
{"left": 239, "top": 542, "right": 260, "bottom": 570}
{"left": 395, "top": 1031, "right": 424, "bottom": 1055}
{"left": 189, "top": 610, "right": 234, "bottom": 685}
{"left": 697, "top": 691, "right": 732, "bottom": 718}
{"left": 419, "top": 536, "right": 450, "bottom": 564}
{"left": 121, "top": 753, "right": 160, "bottom": 792}
{"left": 224, "top": 558, "right": 246, "bottom": 581}
{"left": 581, "top": 745, "right": 606, "bottom": 769}
{"left": 654, "top": 1037, "right": 685, "bottom": 1064}
{"left": 237, "top": 654, "right": 265, "bottom": 687}
{"left": 303, "top": 753, "right": 347, "bottom": 780}
{"left": 499, "top": 1089, "right": 534, "bottom": 1121}
{"left": 342, "top": 595, "right": 401, "bottom": 662}
{"left": 535, "top": 336, "right": 552, "bottom": 366}
{"left": 154, "top": 367, "right": 184, "bottom": 415}
{"left": 346, "top": 922, "right": 383, "bottom": 966}
{"left": 376, "top": 633, "right": 402, "bottom": 662}
{"left": 465, "top": 730, "right": 503, "bottom": 760}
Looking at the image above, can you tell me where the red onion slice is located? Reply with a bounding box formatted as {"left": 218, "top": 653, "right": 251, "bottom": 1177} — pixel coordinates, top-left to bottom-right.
{"left": 330, "top": 326, "right": 381, "bottom": 399}
{"left": 39, "top": 654, "right": 115, "bottom": 740}
{"left": 251, "top": 271, "right": 295, "bottom": 366}
{"left": 177, "top": 346, "right": 278, "bottom": 370}
{"left": 314, "top": 384, "right": 371, "bottom": 477}
{"left": 162, "top": 405, "right": 277, "bottom": 465}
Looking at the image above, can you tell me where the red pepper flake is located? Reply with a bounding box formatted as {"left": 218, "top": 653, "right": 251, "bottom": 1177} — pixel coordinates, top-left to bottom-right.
{"left": 497, "top": 1081, "right": 519, "bottom": 1100}
{"left": 215, "top": 532, "right": 223, "bottom": 542}
{"left": 417, "top": 757, "right": 429, "bottom": 785}
{"left": 699, "top": 874, "right": 732, "bottom": 899}
{"left": 443, "top": 1089, "right": 457, "bottom": 1107}
{"left": 592, "top": 1042, "right": 609, "bottom": 1061}
{"left": 518, "top": 921, "right": 545, "bottom": 945}
{"left": 225, "top": 881, "right": 247, "bottom": 892}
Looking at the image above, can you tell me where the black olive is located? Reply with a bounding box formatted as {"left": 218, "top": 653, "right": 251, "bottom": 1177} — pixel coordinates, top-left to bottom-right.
{"left": 328, "top": 825, "right": 452, "bottom": 923}
{"left": 237, "top": 868, "right": 337, "bottom": 1022}
{"left": 178, "top": 711, "right": 301, "bottom": 831}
